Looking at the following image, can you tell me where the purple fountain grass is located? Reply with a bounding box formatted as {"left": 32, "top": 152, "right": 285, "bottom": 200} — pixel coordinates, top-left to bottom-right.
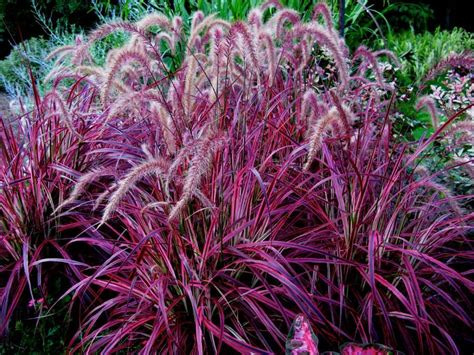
{"left": 1, "top": 1, "right": 472, "bottom": 353}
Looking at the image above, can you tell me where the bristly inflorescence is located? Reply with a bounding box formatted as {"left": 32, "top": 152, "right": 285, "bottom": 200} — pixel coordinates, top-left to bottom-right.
{"left": 49, "top": 1, "right": 396, "bottom": 223}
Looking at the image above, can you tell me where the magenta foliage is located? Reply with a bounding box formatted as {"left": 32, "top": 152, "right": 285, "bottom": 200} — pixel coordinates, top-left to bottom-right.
{"left": 0, "top": 85, "right": 103, "bottom": 335}
{"left": 1, "top": 1, "right": 472, "bottom": 354}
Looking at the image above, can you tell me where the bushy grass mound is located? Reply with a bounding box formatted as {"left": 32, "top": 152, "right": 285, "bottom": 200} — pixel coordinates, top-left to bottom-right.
{"left": 1, "top": 1, "right": 472, "bottom": 353}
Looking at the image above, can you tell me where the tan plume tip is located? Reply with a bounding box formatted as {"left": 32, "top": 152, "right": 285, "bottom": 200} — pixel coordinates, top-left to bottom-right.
{"left": 101, "top": 48, "right": 152, "bottom": 107}
{"left": 42, "top": 91, "right": 82, "bottom": 140}
{"left": 54, "top": 168, "right": 115, "bottom": 214}
{"left": 312, "top": 2, "right": 335, "bottom": 34}
{"left": 298, "top": 23, "right": 350, "bottom": 89}
{"left": 258, "top": 31, "right": 276, "bottom": 85}
{"left": 416, "top": 96, "right": 439, "bottom": 129}
{"left": 100, "top": 158, "right": 170, "bottom": 225}
{"left": 168, "top": 132, "right": 226, "bottom": 221}
{"left": 304, "top": 105, "right": 354, "bottom": 170}
{"left": 136, "top": 13, "right": 172, "bottom": 31}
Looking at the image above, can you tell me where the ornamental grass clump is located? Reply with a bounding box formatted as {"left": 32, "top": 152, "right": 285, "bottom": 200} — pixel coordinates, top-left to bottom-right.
{"left": 1, "top": 1, "right": 472, "bottom": 353}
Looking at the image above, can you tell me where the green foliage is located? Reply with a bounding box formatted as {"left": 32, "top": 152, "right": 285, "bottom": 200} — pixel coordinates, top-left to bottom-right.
{"left": 0, "top": 37, "right": 55, "bottom": 97}
{"left": 0, "top": 281, "right": 72, "bottom": 355}
{"left": 382, "top": 27, "right": 474, "bottom": 85}
{"left": 382, "top": 2, "right": 433, "bottom": 32}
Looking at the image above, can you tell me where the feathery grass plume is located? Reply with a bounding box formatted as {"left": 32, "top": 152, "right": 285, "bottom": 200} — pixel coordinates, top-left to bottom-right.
{"left": 229, "top": 22, "right": 260, "bottom": 77}
{"left": 100, "top": 157, "right": 170, "bottom": 225}
{"left": 151, "top": 102, "right": 177, "bottom": 155}
{"left": 63, "top": 65, "right": 127, "bottom": 94}
{"left": 100, "top": 48, "right": 152, "bottom": 107}
{"left": 42, "top": 91, "right": 82, "bottom": 139}
{"left": 416, "top": 96, "right": 440, "bottom": 129}
{"left": 312, "top": 2, "right": 335, "bottom": 35}
{"left": 296, "top": 23, "right": 350, "bottom": 89}
{"left": 230, "top": 21, "right": 260, "bottom": 70}
{"left": 164, "top": 144, "right": 195, "bottom": 197}
{"left": 55, "top": 168, "right": 116, "bottom": 213}
{"left": 15, "top": 3, "right": 473, "bottom": 353}
{"left": 45, "top": 35, "right": 86, "bottom": 67}
{"left": 171, "top": 16, "right": 183, "bottom": 48}
{"left": 191, "top": 11, "right": 205, "bottom": 33}
{"left": 72, "top": 21, "right": 148, "bottom": 66}
{"left": 247, "top": 8, "right": 263, "bottom": 30}
{"left": 168, "top": 131, "right": 226, "bottom": 221}
{"left": 421, "top": 50, "right": 474, "bottom": 88}
{"left": 374, "top": 49, "right": 401, "bottom": 68}
{"left": 304, "top": 107, "right": 344, "bottom": 170}
{"left": 268, "top": 9, "right": 300, "bottom": 39}
{"left": 93, "top": 183, "right": 117, "bottom": 211}
{"left": 353, "top": 45, "right": 392, "bottom": 90}
{"left": 330, "top": 91, "right": 353, "bottom": 134}
{"left": 45, "top": 44, "right": 76, "bottom": 63}
{"left": 183, "top": 55, "right": 201, "bottom": 117}
{"left": 76, "top": 65, "right": 107, "bottom": 82}
{"left": 141, "top": 144, "right": 154, "bottom": 161}
{"left": 187, "top": 15, "right": 230, "bottom": 56}
{"left": 152, "top": 32, "right": 174, "bottom": 53}
{"left": 301, "top": 89, "right": 328, "bottom": 127}
{"left": 294, "top": 38, "right": 311, "bottom": 75}
{"left": 260, "top": 0, "right": 283, "bottom": 11}
{"left": 43, "top": 66, "right": 75, "bottom": 85}
{"left": 136, "top": 13, "right": 172, "bottom": 31}
{"left": 258, "top": 31, "right": 277, "bottom": 86}
{"left": 104, "top": 89, "right": 163, "bottom": 125}
{"left": 208, "top": 28, "right": 226, "bottom": 105}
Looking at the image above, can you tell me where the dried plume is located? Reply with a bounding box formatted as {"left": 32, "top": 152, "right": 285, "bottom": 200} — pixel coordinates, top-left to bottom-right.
{"left": 101, "top": 48, "right": 152, "bottom": 106}
{"left": 100, "top": 157, "right": 170, "bottom": 225}
{"left": 416, "top": 96, "right": 440, "bottom": 129}
{"left": 168, "top": 131, "right": 226, "bottom": 221}
{"left": 136, "top": 13, "right": 172, "bottom": 31}
{"left": 353, "top": 45, "right": 392, "bottom": 90}
{"left": 421, "top": 50, "right": 474, "bottom": 88}
{"left": 42, "top": 91, "right": 82, "bottom": 139}
{"left": 55, "top": 168, "right": 116, "bottom": 213}
{"left": 304, "top": 106, "right": 352, "bottom": 170}
{"left": 296, "top": 23, "right": 350, "bottom": 89}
